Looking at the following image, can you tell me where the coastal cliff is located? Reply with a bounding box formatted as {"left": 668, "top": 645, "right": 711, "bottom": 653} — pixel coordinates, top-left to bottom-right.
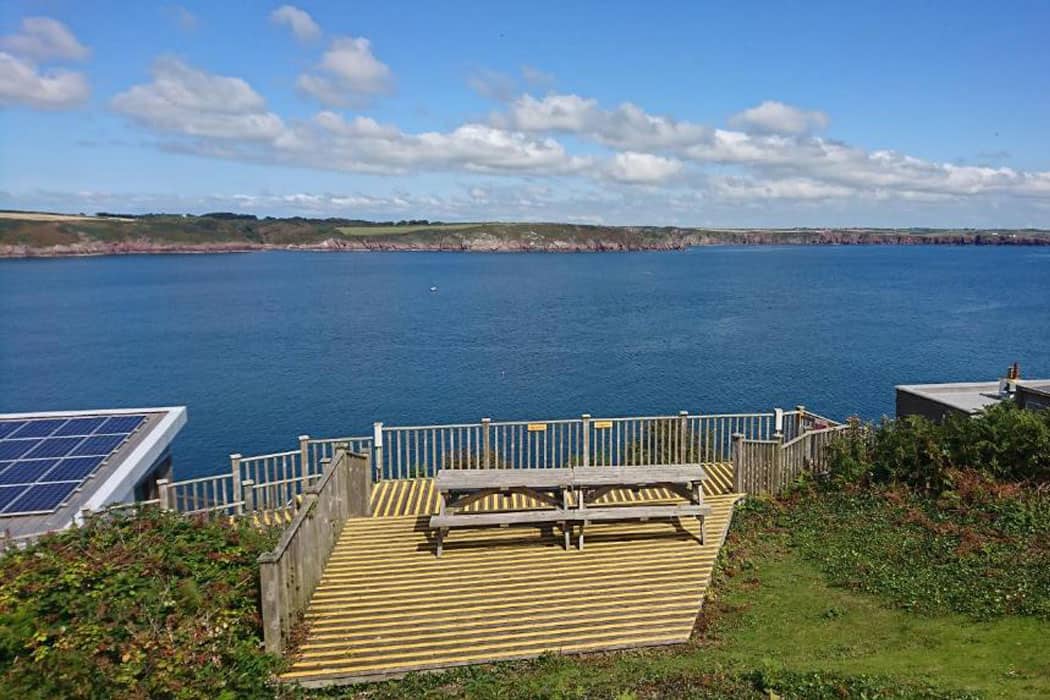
{"left": 2, "top": 213, "right": 1048, "bottom": 258}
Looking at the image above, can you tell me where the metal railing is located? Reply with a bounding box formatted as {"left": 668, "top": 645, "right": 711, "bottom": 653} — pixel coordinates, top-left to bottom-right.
{"left": 373, "top": 411, "right": 782, "bottom": 480}
{"left": 156, "top": 406, "right": 841, "bottom": 515}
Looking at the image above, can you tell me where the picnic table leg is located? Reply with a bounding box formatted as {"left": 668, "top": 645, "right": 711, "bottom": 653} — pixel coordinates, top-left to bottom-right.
{"left": 436, "top": 527, "right": 447, "bottom": 557}
{"left": 692, "top": 481, "right": 705, "bottom": 544}
{"left": 562, "top": 487, "right": 571, "bottom": 551}
{"left": 578, "top": 519, "right": 587, "bottom": 551}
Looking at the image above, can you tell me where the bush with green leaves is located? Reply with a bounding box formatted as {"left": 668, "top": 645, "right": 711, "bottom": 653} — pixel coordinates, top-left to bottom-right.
{"left": 827, "top": 403, "right": 1050, "bottom": 492}
{"left": 0, "top": 508, "right": 281, "bottom": 699}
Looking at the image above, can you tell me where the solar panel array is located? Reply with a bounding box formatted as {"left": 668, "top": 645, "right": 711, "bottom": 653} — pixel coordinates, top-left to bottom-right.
{"left": 0, "top": 414, "right": 147, "bottom": 517}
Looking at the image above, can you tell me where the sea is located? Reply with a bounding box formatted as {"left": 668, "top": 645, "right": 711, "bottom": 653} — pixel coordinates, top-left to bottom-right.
{"left": 2, "top": 246, "right": 1048, "bottom": 479}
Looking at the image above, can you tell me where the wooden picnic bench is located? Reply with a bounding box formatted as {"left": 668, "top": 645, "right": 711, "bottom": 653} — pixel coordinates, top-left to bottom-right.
{"left": 429, "top": 465, "right": 710, "bottom": 556}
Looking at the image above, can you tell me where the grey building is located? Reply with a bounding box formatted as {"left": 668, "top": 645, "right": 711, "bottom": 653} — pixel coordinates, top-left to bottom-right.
{"left": 896, "top": 378, "right": 1050, "bottom": 421}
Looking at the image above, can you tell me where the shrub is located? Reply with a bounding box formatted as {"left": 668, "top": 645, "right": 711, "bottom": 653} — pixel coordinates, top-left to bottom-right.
{"left": 827, "top": 404, "right": 1050, "bottom": 493}
{"left": 0, "top": 508, "right": 281, "bottom": 699}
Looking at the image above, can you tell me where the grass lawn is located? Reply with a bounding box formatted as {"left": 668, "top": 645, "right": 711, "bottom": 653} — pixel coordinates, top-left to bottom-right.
{"left": 703, "top": 515, "right": 1049, "bottom": 699}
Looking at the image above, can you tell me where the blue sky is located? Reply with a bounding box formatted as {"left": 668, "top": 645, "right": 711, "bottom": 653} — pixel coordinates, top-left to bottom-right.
{"left": 2, "top": 1, "right": 1049, "bottom": 226}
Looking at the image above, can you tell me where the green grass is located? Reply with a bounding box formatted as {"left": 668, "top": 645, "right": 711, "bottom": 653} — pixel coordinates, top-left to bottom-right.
{"left": 704, "top": 504, "right": 1049, "bottom": 699}
{"left": 335, "top": 223, "right": 486, "bottom": 236}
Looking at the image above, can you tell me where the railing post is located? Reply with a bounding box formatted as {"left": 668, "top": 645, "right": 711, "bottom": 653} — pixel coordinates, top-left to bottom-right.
{"left": 481, "top": 418, "right": 491, "bottom": 468}
{"left": 796, "top": 404, "right": 806, "bottom": 436}
{"left": 258, "top": 553, "right": 282, "bottom": 654}
{"left": 242, "top": 479, "right": 255, "bottom": 513}
{"left": 230, "top": 453, "right": 243, "bottom": 515}
{"left": 731, "top": 433, "right": 744, "bottom": 493}
{"left": 774, "top": 407, "right": 784, "bottom": 436}
{"left": 157, "top": 478, "right": 171, "bottom": 510}
{"left": 298, "top": 434, "right": 310, "bottom": 481}
{"left": 581, "top": 414, "right": 591, "bottom": 467}
{"left": 373, "top": 422, "right": 384, "bottom": 481}
{"left": 678, "top": 410, "right": 688, "bottom": 463}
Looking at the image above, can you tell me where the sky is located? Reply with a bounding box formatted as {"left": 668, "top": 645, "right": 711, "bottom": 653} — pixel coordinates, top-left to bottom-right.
{"left": 1, "top": 1, "right": 1049, "bottom": 227}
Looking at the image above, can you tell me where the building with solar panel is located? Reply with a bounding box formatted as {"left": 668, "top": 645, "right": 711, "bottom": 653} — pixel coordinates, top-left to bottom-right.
{"left": 0, "top": 407, "right": 187, "bottom": 542}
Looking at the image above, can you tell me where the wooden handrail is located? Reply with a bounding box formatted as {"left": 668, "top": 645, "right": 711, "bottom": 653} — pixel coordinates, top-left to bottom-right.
{"left": 257, "top": 446, "right": 371, "bottom": 655}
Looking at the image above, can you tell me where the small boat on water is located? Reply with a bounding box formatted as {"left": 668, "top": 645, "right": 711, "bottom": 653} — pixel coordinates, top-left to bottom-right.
{"left": 429, "top": 286, "right": 438, "bottom": 292}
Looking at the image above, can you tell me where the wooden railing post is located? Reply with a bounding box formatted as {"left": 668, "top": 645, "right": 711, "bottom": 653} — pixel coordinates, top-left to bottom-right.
{"left": 258, "top": 553, "right": 282, "bottom": 654}
{"left": 731, "top": 433, "right": 744, "bottom": 493}
{"left": 298, "top": 434, "right": 310, "bottom": 482}
{"left": 678, "top": 410, "right": 689, "bottom": 463}
{"left": 581, "top": 414, "right": 591, "bottom": 467}
{"left": 481, "top": 418, "right": 491, "bottom": 468}
{"left": 373, "top": 422, "right": 384, "bottom": 481}
{"left": 774, "top": 407, "right": 784, "bottom": 437}
{"left": 242, "top": 479, "right": 255, "bottom": 513}
{"left": 796, "top": 404, "right": 806, "bottom": 436}
{"left": 230, "top": 453, "right": 243, "bottom": 515}
{"left": 157, "top": 478, "right": 172, "bottom": 510}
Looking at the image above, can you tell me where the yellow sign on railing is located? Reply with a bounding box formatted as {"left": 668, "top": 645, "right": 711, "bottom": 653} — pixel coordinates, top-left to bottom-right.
{"left": 593, "top": 420, "right": 613, "bottom": 429}
{"left": 527, "top": 423, "right": 548, "bottom": 432}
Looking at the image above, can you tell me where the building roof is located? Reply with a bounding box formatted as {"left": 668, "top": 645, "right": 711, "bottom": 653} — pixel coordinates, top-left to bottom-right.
{"left": 0, "top": 407, "right": 186, "bottom": 540}
{"left": 896, "top": 379, "right": 1050, "bottom": 415}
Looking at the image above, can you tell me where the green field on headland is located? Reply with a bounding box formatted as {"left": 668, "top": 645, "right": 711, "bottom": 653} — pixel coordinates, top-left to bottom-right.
{"left": 2, "top": 210, "right": 1049, "bottom": 257}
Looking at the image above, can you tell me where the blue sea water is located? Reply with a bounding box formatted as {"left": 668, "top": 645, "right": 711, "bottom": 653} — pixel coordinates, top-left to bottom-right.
{"left": 1, "top": 246, "right": 1047, "bottom": 479}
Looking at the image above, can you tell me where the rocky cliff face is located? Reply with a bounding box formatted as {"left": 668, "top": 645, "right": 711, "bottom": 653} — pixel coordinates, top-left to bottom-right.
{"left": 1, "top": 224, "right": 1048, "bottom": 258}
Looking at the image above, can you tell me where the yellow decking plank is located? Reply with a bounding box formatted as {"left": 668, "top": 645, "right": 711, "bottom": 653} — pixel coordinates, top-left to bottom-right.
{"left": 289, "top": 622, "right": 696, "bottom": 671}
{"left": 305, "top": 596, "right": 702, "bottom": 634}
{"left": 295, "top": 613, "right": 698, "bottom": 661}
{"left": 284, "top": 633, "right": 688, "bottom": 681}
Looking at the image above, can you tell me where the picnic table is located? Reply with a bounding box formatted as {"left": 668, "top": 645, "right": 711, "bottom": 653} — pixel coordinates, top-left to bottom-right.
{"left": 430, "top": 464, "right": 709, "bottom": 555}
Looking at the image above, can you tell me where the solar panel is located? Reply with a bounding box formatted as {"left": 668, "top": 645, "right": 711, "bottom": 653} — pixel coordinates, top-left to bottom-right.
{"left": 23, "top": 437, "right": 85, "bottom": 459}
{"left": 42, "top": 456, "right": 105, "bottom": 482}
{"left": 0, "top": 486, "right": 23, "bottom": 512}
{"left": 0, "top": 459, "right": 59, "bottom": 485}
{"left": 99, "top": 415, "right": 146, "bottom": 434}
{"left": 9, "top": 419, "right": 67, "bottom": 439}
{"left": 72, "top": 434, "right": 124, "bottom": 456}
{"left": 0, "top": 414, "right": 148, "bottom": 517}
{"left": 54, "top": 417, "right": 107, "bottom": 437}
{"left": 6, "top": 482, "right": 79, "bottom": 514}
{"left": 0, "top": 440, "right": 35, "bottom": 460}
{"left": 0, "top": 421, "right": 26, "bottom": 439}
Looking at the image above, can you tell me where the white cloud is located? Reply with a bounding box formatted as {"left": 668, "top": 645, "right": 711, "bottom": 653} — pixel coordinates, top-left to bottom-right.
{"left": 102, "top": 54, "right": 1050, "bottom": 214}
{"left": 270, "top": 5, "right": 321, "bottom": 42}
{"left": 170, "top": 6, "right": 198, "bottom": 31}
{"left": 468, "top": 68, "right": 516, "bottom": 102}
{"left": 293, "top": 111, "right": 589, "bottom": 174}
{"left": 0, "top": 51, "right": 89, "bottom": 108}
{"left": 498, "top": 94, "right": 711, "bottom": 150}
{"left": 605, "top": 152, "right": 683, "bottom": 184}
{"left": 728, "top": 100, "right": 829, "bottom": 135}
{"left": 0, "top": 17, "right": 89, "bottom": 62}
{"left": 297, "top": 36, "right": 393, "bottom": 105}
{"left": 521, "top": 65, "right": 555, "bottom": 87}
{"left": 111, "top": 57, "right": 284, "bottom": 140}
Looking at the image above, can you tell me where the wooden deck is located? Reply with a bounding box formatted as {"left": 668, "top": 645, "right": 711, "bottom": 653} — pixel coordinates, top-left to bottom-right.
{"left": 282, "top": 463, "right": 741, "bottom": 685}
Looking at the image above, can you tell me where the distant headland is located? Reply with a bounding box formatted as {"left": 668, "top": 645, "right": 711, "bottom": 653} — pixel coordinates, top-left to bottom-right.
{"left": 2, "top": 210, "right": 1048, "bottom": 258}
